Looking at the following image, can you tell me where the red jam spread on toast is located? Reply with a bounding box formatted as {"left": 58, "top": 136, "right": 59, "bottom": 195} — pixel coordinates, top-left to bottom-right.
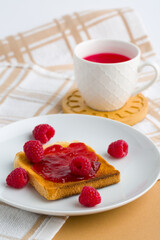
{"left": 32, "top": 142, "right": 101, "bottom": 183}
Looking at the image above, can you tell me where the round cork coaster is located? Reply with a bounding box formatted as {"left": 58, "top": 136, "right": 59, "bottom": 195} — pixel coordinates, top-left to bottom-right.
{"left": 62, "top": 89, "right": 148, "bottom": 126}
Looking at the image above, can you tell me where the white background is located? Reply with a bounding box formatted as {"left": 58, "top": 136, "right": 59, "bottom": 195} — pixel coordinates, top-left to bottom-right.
{"left": 0, "top": 0, "right": 160, "bottom": 54}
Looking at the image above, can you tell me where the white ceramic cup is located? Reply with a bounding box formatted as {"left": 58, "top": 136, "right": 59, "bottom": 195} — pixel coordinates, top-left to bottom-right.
{"left": 74, "top": 39, "right": 159, "bottom": 111}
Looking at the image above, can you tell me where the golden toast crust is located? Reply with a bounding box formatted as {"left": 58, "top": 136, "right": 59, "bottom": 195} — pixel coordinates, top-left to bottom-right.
{"left": 14, "top": 142, "right": 120, "bottom": 200}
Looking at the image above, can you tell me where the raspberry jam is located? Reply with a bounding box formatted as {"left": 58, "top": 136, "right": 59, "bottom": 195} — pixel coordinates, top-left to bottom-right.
{"left": 32, "top": 142, "right": 101, "bottom": 183}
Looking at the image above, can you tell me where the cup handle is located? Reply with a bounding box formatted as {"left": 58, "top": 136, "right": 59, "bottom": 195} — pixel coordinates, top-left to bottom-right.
{"left": 131, "top": 60, "right": 160, "bottom": 96}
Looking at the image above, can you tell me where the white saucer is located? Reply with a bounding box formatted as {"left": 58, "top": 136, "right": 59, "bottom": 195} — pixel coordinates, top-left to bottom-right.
{"left": 0, "top": 114, "right": 160, "bottom": 216}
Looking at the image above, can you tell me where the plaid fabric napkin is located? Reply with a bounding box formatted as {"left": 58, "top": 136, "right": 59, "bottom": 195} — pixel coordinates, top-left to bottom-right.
{"left": 0, "top": 7, "right": 160, "bottom": 240}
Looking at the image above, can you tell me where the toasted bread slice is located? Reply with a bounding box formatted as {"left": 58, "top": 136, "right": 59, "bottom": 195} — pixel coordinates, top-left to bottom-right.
{"left": 14, "top": 142, "right": 120, "bottom": 200}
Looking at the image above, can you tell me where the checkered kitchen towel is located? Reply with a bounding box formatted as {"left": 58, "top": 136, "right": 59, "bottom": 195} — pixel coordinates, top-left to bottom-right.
{"left": 0, "top": 7, "right": 160, "bottom": 240}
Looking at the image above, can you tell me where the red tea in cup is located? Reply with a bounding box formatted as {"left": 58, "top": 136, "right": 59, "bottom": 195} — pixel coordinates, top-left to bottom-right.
{"left": 84, "top": 53, "right": 130, "bottom": 63}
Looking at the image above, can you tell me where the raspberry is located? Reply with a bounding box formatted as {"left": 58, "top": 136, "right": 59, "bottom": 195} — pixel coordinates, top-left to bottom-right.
{"left": 33, "top": 124, "right": 55, "bottom": 144}
{"left": 23, "top": 140, "right": 44, "bottom": 163}
{"left": 79, "top": 186, "right": 101, "bottom": 207}
{"left": 70, "top": 156, "right": 91, "bottom": 177}
{"left": 6, "top": 168, "right": 29, "bottom": 188}
{"left": 107, "top": 139, "right": 128, "bottom": 158}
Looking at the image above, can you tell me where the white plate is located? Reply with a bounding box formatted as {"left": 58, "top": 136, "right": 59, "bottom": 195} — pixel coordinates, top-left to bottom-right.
{"left": 0, "top": 114, "right": 160, "bottom": 216}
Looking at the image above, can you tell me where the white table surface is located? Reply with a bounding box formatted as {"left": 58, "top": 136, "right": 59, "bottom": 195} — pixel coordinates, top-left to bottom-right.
{"left": 0, "top": 0, "right": 160, "bottom": 55}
